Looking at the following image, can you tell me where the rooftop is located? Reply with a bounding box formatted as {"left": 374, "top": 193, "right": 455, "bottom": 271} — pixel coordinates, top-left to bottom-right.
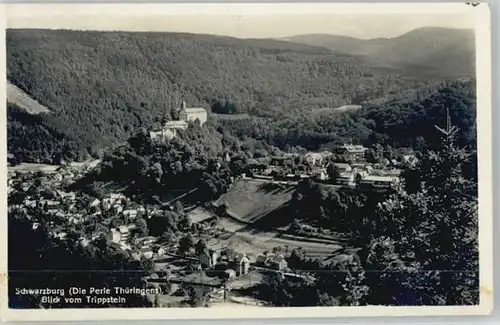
{"left": 343, "top": 144, "right": 367, "bottom": 152}
{"left": 182, "top": 107, "right": 207, "bottom": 113}
{"left": 363, "top": 175, "right": 399, "bottom": 182}
{"left": 164, "top": 120, "right": 189, "bottom": 129}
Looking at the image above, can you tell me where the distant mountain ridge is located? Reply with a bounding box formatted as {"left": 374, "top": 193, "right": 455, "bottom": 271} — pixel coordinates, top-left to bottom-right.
{"left": 281, "top": 27, "right": 475, "bottom": 78}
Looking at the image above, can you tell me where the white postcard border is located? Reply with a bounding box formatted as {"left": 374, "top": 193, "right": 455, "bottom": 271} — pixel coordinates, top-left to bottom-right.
{"left": 0, "top": 2, "right": 493, "bottom": 321}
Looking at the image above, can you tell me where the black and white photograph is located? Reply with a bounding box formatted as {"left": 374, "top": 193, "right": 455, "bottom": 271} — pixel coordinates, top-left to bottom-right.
{"left": 1, "top": 2, "right": 493, "bottom": 321}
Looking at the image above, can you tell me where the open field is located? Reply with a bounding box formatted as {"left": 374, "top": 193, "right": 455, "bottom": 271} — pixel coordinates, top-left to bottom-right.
{"left": 187, "top": 206, "right": 218, "bottom": 223}
{"left": 7, "top": 81, "right": 51, "bottom": 114}
{"left": 187, "top": 179, "right": 345, "bottom": 260}
{"left": 216, "top": 179, "right": 295, "bottom": 223}
{"left": 314, "top": 104, "right": 362, "bottom": 115}
{"left": 187, "top": 206, "right": 343, "bottom": 259}
{"left": 8, "top": 159, "right": 101, "bottom": 174}
{"left": 8, "top": 163, "right": 59, "bottom": 173}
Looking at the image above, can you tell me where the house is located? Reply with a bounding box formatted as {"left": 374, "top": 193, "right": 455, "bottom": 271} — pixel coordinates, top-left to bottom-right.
{"left": 224, "top": 269, "right": 237, "bottom": 279}
{"left": 156, "top": 247, "right": 166, "bottom": 257}
{"left": 79, "top": 238, "right": 90, "bottom": 248}
{"left": 359, "top": 175, "right": 400, "bottom": 189}
{"left": 314, "top": 169, "right": 328, "bottom": 181}
{"left": 123, "top": 209, "right": 138, "bottom": 219}
{"left": 52, "top": 173, "right": 64, "bottom": 182}
{"left": 334, "top": 163, "right": 352, "bottom": 173}
{"left": 54, "top": 232, "right": 67, "bottom": 240}
{"left": 238, "top": 254, "right": 250, "bottom": 275}
{"left": 267, "top": 255, "right": 288, "bottom": 270}
{"left": 40, "top": 200, "right": 60, "bottom": 208}
{"left": 89, "top": 198, "right": 101, "bottom": 208}
{"left": 24, "top": 200, "right": 37, "bottom": 208}
{"left": 57, "top": 190, "right": 76, "bottom": 203}
{"left": 119, "top": 225, "right": 130, "bottom": 243}
{"left": 336, "top": 144, "right": 367, "bottom": 161}
{"left": 140, "top": 246, "right": 154, "bottom": 259}
{"left": 178, "top": 101, "right": 207, "bottom": 125}
{"left": 387, "top": 169, "right": 402, "bottom": 176}
{"left": 21, "top": 182, "right": 33, "bottom": 193}
{"left": 102, "top": 199, "right": 113, "bottom": 211}
{"left": 110, "top": 228, "right": 121, "bottom": 243}
{"left": 109, "top": 193, "right": 125, "bottom": 201}
{"left": 305, "top": 152, "right": 323, "bottom": 166}
{"left": 109, "top": 242, "right": 130, "bottom": 257}
{"left": 131, "top": 252, "right": 142, "bottom": 261}
{"left": 336, "top": 172, "right": 355, "bottom": 186}
{"left": 150, "top": 120, "right": 189, "bottom": 142}
{"left": 304, "top": 151, "right": 333, "bottom": 167}
{"left": 135, "top": 236, "right": 156, "bottom": 247}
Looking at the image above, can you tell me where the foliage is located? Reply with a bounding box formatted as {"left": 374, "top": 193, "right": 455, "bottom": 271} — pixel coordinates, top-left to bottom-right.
{"left": 7, "top": 104, "right": 82, "bottom": 163}
{"left": 364, "top": 126, "right": 479, "bottom": 305}
{"left": 7, "top": 29, "right": 443, "bottom": 161}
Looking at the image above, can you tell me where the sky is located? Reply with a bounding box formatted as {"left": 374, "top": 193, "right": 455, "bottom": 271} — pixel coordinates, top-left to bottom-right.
{"left": 5, "top": 3, "right": 477, "bottom": 40}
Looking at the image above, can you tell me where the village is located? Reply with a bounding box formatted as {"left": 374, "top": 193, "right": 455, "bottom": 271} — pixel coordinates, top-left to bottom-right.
{"left": 7, "top": 103, "right": 421, "bottom": 308}
{"left": 7, "top": 138, "right": 418, "bottom": 308}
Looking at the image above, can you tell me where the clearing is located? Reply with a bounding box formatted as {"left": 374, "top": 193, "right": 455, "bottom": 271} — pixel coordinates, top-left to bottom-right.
{"left": 199, "top": 179, "right": 343, "bottom": 260}
{"left": 314, "top": 104, "right": 362, "bottom": 115}
{"left": 215, "top": 179, "right": 294, "bottom": 223}
{"left": 7, "top": 81, "right": 51, "bottom": 114}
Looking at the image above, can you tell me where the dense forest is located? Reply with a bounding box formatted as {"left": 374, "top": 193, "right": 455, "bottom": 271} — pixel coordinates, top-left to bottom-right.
{"left": 218, "top": 79, "right": 476, "bottom": 152}
{"left": 7, "top": 104, "right": 83, "bottom": 163}
{"left": 6, "top": 28, "right": 470, "bottom": 162}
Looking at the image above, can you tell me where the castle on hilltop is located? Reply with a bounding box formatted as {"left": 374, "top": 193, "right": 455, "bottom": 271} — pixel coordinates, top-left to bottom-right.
{"left": 149, "top": 101, "right": 207, "bottom": 142}
{"left": 178, "top": 101, "right": 207, "bottom": 125}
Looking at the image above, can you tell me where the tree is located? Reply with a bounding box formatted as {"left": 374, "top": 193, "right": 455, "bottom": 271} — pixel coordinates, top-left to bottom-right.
{"left": 134, "top": 217, "right": 149, "bottom": 237}
{"left": 371, "top": 125, "right": 478, "bottom": 305}
{"left": 326, "top": 162, "right": 340, "bottom": 184}
{"left": 354, "top": 173, "right": 363, "bottom": 187}
{"left": 195, "top": 239, "right": 208, "bottom": 255}
{"left": 174, "top": 201, "right": 184, "bottom": 215}
{"left": 178, "top": 234, "right": 195, "bottom": 255}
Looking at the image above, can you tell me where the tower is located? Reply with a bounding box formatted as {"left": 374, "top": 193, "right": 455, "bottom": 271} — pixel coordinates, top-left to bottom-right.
{"left": 178, "top": 100, "right": 188, "bottom": 121}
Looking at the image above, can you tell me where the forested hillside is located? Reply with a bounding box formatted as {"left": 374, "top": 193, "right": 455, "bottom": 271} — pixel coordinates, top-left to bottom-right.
{"left": 7, "top": 104, "right": 82, "bottom": 163}
{"left": 7, "top": 29, "right": 443, "bottom": 161}
{"left": 7, "top": 29, "right": 476, "bottom": 163}
{"left": 219, "top": 79, "right": 476, "bottom": 153}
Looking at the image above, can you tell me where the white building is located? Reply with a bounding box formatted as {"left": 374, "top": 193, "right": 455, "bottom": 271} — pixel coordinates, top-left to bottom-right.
{"left": 178, "top": 101, "right": 207, "bottom": 125}
{"left": 239, "top": 254, "right": 250, "bottom": 275}
{"left": 150, "top": 120, "right": 189, "bottom": 142}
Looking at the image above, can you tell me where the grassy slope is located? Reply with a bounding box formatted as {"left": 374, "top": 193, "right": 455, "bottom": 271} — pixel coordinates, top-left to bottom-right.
{"left": 216, "top": 179, "right": 294, "bottom": 223}
{"left": 7, "top": 81, "right": 50, "bottom": 114}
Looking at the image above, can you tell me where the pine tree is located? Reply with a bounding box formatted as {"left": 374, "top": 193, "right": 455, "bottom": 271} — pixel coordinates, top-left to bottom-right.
{"left": 369, "top": 122, "right": 478, "bottom": 305}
